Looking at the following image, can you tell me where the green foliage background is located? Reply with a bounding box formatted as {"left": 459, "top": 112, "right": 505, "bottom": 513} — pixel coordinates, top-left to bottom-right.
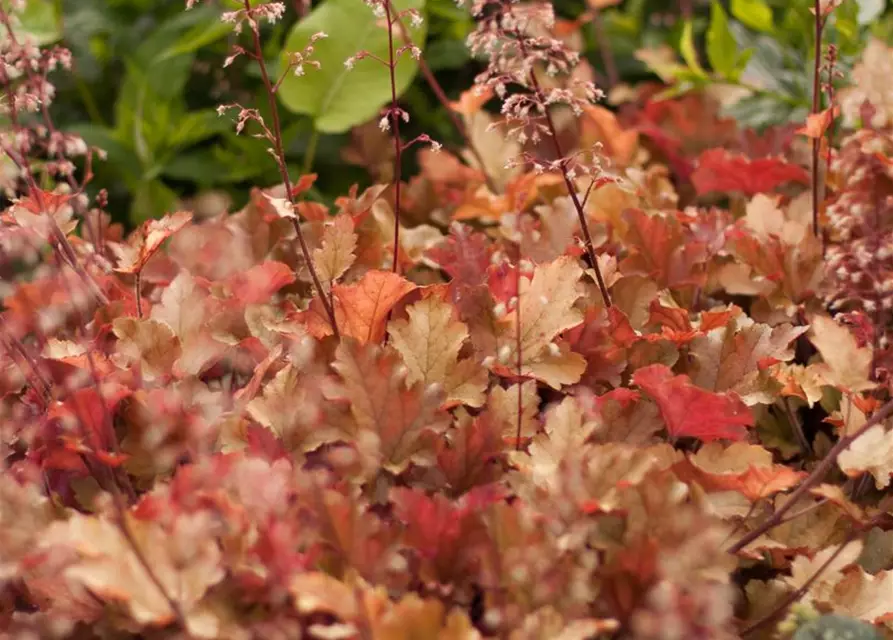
{"left": 9, "top": 0, "right": 891, "bottom": 227}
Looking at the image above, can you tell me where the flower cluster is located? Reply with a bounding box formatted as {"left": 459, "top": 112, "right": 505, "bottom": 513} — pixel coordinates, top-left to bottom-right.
{"left": 824, "top": 127, "right": 893, "bottom": 377}
{"left": 0, "top": 5, "right": 90, "bottom": 189}
{"left": 465, "top": 0, "right": 602, "bottom": 159}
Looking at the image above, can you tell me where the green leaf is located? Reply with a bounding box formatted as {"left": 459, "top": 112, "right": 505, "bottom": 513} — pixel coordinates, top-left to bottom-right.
{"left": 4, "top": 0, "right": 61, "bottom": 45}
{"left": 424, "top": 39, "right": 469, "bottom": 71}
{"left": 730, "top": 0, "right": 774, "bottom": 33}
{"left": 165, "top": 110, "right": 231, "bottom": 149}
{"left": 278, "top": 0, "right": 427, "bottom": 133}
{"left": 130, "top": 180, "right": 178, "bottom": 225}
{"left": 707, "top": 1, "right": 738, "bottom": 78}
{"left": 679, "top": 21, "right": 707, "bottom": 78}
{"left": 793, "top": 615, "right": 880, "bottom": 640}
{"left": 67, "top": 123, "right": 142, "bottom": 181}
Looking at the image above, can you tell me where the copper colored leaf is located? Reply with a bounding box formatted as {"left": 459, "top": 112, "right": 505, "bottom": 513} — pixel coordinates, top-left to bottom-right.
{"left": 219, "top": 261, "right": 295, "bottom": 306}
{"left": 436, "top": 412, "right": 504, "bottom": 495}
{"left": 313, "top": 214, "right": 357, "bottom": 290}
{"left": 633, "top": 364, "right": 753, "bottom": 441}
{"left": 810, "top": 315, "right": 876, "bottom": 393}
{"left": 491, "top": 256, "right": 587, "bottom": 389}
{"left": 304, "top": 270, "right": 417, "bottom": 343}
{"left": 111, "top": 211, "right": 192, "bottom": 274}
{"left": 388, "top": 296, "right": 487, "bottom": 408}
{"left": 675, "top": 442, "right": 805, "bottom": 501}
{"left": 246, "top": 363, "right": 339, "bottom": 454}
{"left": 38, "top": 511, "right": 223, "bottom": 632}
{"left": 688, "top": 318, "right": 807, "bottom": 405}
{"left": 333, "top": 338, "right": 450, "bottom": 472}
{"left": 487, "top": 380, "right": 539, "bottom": 442}
{"left": 112, "top": 317, "right": 181, "bottom": 382}
{"left": 620, "top": 209, "right": 707, "bottom": 290}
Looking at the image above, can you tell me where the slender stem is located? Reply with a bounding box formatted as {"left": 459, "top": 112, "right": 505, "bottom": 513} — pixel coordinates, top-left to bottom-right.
{"left": 388, "top": 1, "right": 498, "bottom": 194}
{"left": 515, "top": 255, "right": 523, "bottom": 451}
{"left": 514, "top": 33, "right": 611, "bottom": 307}
{"left": 729, "top": 396, "right": 893, "bottom": 554}
{"left": 383, "top": 1, "right": 403, "bottom": 275}
{"left": 810, "top": 2, "right": 824, "bottom": 242}
{"left": 112, "top": 493, "right": 191, "bottom": 632}
{"left": 135, "top": 270, "right": 143, "bottom": 319}
{"left": 782, "top": 398, "right": 810, "bottom": 455}
{"left": 302, "top": 127, "right": 319, "bottom": 174}
{"left": 243, "top": 0, "right": 339, "bottom": 338}
{"left": 741, "top": 527, "right": 862, "bottom": 637}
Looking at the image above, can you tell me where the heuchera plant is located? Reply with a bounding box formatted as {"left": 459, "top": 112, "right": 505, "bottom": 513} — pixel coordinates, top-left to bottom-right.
{"left": 3, "top": 0, "right": 893, "bottom": 638}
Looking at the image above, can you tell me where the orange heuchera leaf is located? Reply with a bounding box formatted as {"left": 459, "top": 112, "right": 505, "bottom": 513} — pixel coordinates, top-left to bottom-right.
{"left": 688, "top": 318, "right": 808, "bottom": 405}
{"left": 366, "top": 592, "right": 482, "bottom": 639}
{"left": 111, "top": 211, "right": 192, "bottom": 274}
{"left": 691, "top": 149, "right": 809, "bottom": 196}
{"left": 332, "top": 338, "right": 450, "bottom": 473}
{"left": 313, "top": 214, "right": 357, "bottom": 291}
{"left": 579, "top": 104, "right": 639, "bottom": 166}
{"left": 388, "top": 296, "right": 487, "bottom": 408}
{"left": 633, "top": 364, "right": 753, "bottom": 441}
{"left": 797, "top": 106, "right": 839, "bottom": 139}
{"left": 449, "top": 86, "right": 493, "bottom": 115}
{"left": 673, "top": 442, "right": 805, "bottom": 501}
{"left": 303, "top": 270, "right": 417, "bottom": 343}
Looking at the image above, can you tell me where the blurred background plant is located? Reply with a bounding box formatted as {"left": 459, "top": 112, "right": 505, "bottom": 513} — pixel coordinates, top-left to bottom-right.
{"left": 5, "top": 0, "right": 891, "bottom": 226}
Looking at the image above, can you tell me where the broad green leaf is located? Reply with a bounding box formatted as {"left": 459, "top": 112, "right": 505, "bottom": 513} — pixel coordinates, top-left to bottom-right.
{"left": 278, "top": 0, "right": 427, "bottom": 133}
{"left": 165, "top": 109, "right": 231, "bottom": 149}
{"left": 3, "top": 0, "right": 61, "bottom": 45}
{"left": 131, "top": 180, "right": 178, "bottom": 225}
{"left": 707, "top": 1, "right": 738, "bottom": 78}
{"left": 731, "top": 0, "right": 774, "bottom": 33}
{"left": 679, "top": 21, "right": 707, "bottom": 78}
{"left": 67, "top": 123, "right": 143, "bottom": 181}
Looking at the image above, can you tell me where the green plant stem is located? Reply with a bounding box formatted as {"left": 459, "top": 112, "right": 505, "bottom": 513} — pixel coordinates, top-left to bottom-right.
{"left": 302, "top": 127, "right": 319, "bottom": 174}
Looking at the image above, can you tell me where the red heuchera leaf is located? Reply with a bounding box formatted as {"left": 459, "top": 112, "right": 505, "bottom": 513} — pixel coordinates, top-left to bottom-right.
{"left": 691, "top": 149, "right": 809, "bottom": 196}
{"left": 620, "top": 209, "right": 708, "bottom": 289}
{"left": 426, "top": 223, "right": 492, "bottom": 287}
{"left": 391, "top": 485, "right": 501, "bottom": 585}
{"left": 632, "top": 364, "right": 753, "bottom": 441}
{"left": 436, "top": 412, "right": 505, "bottom": 496}
{"left": 42, "top": 385, "right": 133, "bottom": 469}
{"left": 218, "top": 261, "right": 295, "bottom": 307}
